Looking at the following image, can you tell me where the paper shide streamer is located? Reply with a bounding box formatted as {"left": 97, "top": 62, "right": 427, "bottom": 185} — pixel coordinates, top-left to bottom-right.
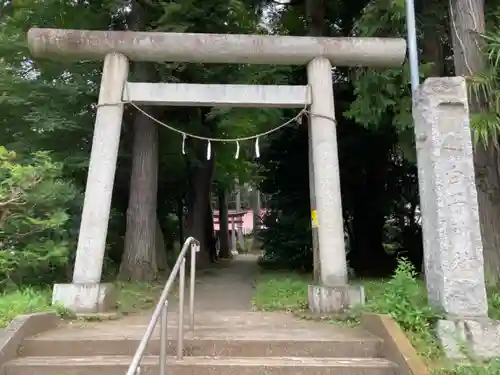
{"left": 206, "top": 140, "right": 211, "bottom": 160}
{"left": 180, "top": 136, "right": 261, "bottom": 160}
{"left": 235, "top": 141, "right": 240, "bottom": 159}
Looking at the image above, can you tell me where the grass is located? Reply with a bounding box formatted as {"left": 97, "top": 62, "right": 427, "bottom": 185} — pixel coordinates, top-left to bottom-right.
{"left": 0, "top": 281, "right": 166, "bottom": 328}
{"left": 253, "top": 271, "right": 309, "bottom": 311}
{"left": 252, "top": 269, "right": 500, "bottom": 375}
{"left": 0, "top": 287, "right": 54, "bottom": 327}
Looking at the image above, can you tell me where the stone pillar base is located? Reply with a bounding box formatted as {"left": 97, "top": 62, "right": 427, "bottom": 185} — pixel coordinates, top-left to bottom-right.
{"left": 52, "top": 283, "right": 116, "bottom": 313}
{"left": 308, "top": 284, "right": 365, "bottom": 313}
{"left": 437, "top": 318, "right": 500, "bottom": 359}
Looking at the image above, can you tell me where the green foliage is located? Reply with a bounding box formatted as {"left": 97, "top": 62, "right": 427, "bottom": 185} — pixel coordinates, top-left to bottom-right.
{"left": 258, "top": 125, "right": 313, "bottom": 271}
{"left": 254, "top": 265, "right": 446, "bottom": 361}
{"left": 0, "top": 146, "right": 79, "bottom": 287}
{"left": 255, "top": 260, "right": 444, "bottom": 358}
{"left": 0, "top": 281, "right": 166, "bottom": 328}
{"left": 345, "top": 65, "right": 414, "bottom": 130}
{"left": 346, "top": 0, "right": 411, "bottom": 135}
{"left": 0, "top": 287, "right": 53, "bottom": 327}
{"left": 468, "top": 31, "right": 500, "bottom": 147}
{"left": 363, "top": 259, "right": 442, "bottom": 358}
{"left": 436, "top": 360, "right": 500, "bottom": 375}
{"left": 487, "top": 284, "right": 500, "bottom": 320}
{"left": 258, "top": 211, "right": 313, "bottom": 271}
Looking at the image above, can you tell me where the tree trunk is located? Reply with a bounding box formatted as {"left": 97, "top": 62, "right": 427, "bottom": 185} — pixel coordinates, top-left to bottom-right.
{"left": 306, "top": 0, "right": 325, "bottom": 283}
{"left": 252, "top": 187, "right": 261, "bottom": 245}
{"left": 154, "top": 217, "right": 169, "bottom": 275}
{"left": 186, "top": 159, "right": 214, "bottom": 268}
{"left": 235, "top": 181, "right": 245, "bottom": 249}
{"left": 349, "top": 201, "right": 395, "bottom": 277}
{"left": 346, "top": 127, "right": 396, "bottom": 277}
{"left": 178, "top": 198, "right": 185, "bottom": 245}
{"left": 119, "top": 109, "right": 159, "bottom": 281}
{"left": 421, "top": 2, "right": 445, "bottom": 77}
{"left": 449, "top": 0, "right": 500, "bottom": 284}
{"left": 119, "top": 0, "right": 160, "bottom": 282}
{"left": 422, "top": 0, "right": 448, "bottom": 77}
{"left": 218, "top": 188, "right": 231, "bottom": 258}
{"left": 475, "top": 148, "right": 500, "bottom": 284}
{"left": 205, "top": 201, "right": 218, "bottom": 262}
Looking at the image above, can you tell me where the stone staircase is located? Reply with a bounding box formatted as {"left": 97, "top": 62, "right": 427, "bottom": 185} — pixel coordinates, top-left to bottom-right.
{"left": 4, "top": 311, "right": 401, "bottom": 375}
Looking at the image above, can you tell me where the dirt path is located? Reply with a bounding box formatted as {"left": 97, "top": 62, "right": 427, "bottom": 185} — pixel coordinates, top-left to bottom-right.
{"left": 189, "top": 253, "right": 259, "bottom": 311}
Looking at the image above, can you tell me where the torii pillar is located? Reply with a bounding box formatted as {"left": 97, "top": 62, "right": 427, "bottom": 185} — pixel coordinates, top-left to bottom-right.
{"left": 27, "top": 28, "right": 406, "bottom": 312}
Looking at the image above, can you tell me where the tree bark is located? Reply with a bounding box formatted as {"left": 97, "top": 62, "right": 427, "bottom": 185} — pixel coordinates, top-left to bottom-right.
{"left": 118, "top": 0, "right": 161, "bottom": 282}
{"left": 205, "top": 201, "right": 218, "bottom": 262}
{"left": 252, "top": 187, "right": 261, "bottom": 245}
{"left": 347, "top": 131, "right": 395, "bottom": 277}
{"left": 421, "top": 5, "right": 445, "bottom": 77}
{"left": 178, "top": 198, "right": 184, "bottom": 245}
{"left": 186, "top": 158, "right": 214, "bottom": 268}
{"left": 235, "top": 181, "right": 245, "bottom": 249}
{"left": 449, "top": 0, "right": 500, "bottom": 284}
{"left": 119, "top": 109, "right": 159, "bottom": 281}
{"left": 218, "top": 187, "right": 231, "bottom": 258}
{"left": 154, "top": 217, "right": 169, "bottom": 276}
{"left": 306, "top": 0, "right": 325, "bottom": 283}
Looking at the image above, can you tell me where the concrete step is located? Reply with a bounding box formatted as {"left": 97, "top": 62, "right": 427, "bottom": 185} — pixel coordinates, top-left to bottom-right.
{"left": 20, "top": 312, "right": 382, "bottom": 358}
{"left": 4, "top": 355, "right": 400, "bottom": 375}
{"left": 20, "top": 335, "right": 381, "bottom": 358}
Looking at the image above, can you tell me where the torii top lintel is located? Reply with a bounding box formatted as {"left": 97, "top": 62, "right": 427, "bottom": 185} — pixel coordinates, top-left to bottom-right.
{"left": 27, "top": 28, "right": 406, "bottom": 67}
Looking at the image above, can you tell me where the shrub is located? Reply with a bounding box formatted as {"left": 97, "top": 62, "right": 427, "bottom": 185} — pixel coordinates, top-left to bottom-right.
{"left": 364, "top": 258, "right": 442, "bottom": 358}
{"left": 258, "top": 210, "right": 312, "bottom": 271}
{"left": 0, "top": 146, "right": 79, "bottom": 287}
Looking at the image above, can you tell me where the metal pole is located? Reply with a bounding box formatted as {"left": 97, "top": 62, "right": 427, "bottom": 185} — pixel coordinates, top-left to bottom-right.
{"left": 159, "top": 301, "right": 168, "bottom": 375}
{"left": 189, "top": 244, "right": 196, "bottom": 330}
{"left": 125, "top": 239, "right": 193, "bottom": 375}
{"left": 405, "top": 0, "right": 420, "bottom": 92}
{"left": 177, "top": 258, "right": 186, "bottom": 359}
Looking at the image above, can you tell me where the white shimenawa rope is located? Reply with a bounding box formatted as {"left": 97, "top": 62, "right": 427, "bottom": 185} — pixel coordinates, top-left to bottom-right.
{"left": 96, "top": 82, "right": 336, "bottom": 159}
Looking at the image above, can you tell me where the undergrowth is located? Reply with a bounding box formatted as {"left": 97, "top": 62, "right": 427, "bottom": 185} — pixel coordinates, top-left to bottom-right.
{"left": 0, "top": 282, "right": 164, "bottom": 328}
{"left": 253, "top": 271, "right": 309, "bottom": 311}
{"left": 361, "top": 260, "right": 442, "bottom": 360}
{"left": 253, "top": 259, "right": 500, "bottom": 375}
{"left": 0, "top": 287, "right": 54, "bottom": 327}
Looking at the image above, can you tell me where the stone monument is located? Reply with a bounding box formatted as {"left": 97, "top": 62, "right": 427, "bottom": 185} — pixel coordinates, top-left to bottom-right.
{"left": 414, "top": 77, "right": 500, "bottom": 359}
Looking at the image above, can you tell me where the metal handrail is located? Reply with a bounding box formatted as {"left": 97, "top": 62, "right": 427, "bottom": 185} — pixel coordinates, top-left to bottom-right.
{"left": 125, "top": 237, "right": 201, "bottom": 375}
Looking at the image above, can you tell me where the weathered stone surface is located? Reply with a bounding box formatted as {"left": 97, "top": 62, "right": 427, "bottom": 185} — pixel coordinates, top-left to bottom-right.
{"left": 4, "top": 356, "right": 399, "bottom": 375}
{"left": 307, "top": 57, "right": 347, "bottom": 286}
{"left": 437, "top": 318, "right": 500, "bottom": 359}
{"left": 308, "top": 284, "right": 365, "bottom": 313}
{"left": 125, "top": 82, "right": 311, "bottom": 108}
{"left": 27, "top": 28, "right": 406, "bottom": 67}
{"left": 72, "top": 53, "right": 129, "bottom": 284}
{"left": 413, "top": 77, "right": 488, "bottom": 317}
{"left": 52, "top": 283, "right": 116, "bottom": 313}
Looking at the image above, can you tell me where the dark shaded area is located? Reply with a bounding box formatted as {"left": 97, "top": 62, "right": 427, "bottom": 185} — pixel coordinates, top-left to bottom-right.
{"left": 258, "top": 83, "right": 423, "bottom": 278}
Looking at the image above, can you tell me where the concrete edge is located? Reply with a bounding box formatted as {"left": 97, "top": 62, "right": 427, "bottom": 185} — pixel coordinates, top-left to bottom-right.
{"left": 0, "top": 312, "right": 60, "bottom": 369}
{"left": 361, "top": 313, "right": 430, "bottom": 375}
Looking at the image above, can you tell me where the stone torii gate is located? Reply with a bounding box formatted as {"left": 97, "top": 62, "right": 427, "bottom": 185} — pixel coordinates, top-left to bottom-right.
{"left": 27, "top": 28, "right": 408, "bottom": 312}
